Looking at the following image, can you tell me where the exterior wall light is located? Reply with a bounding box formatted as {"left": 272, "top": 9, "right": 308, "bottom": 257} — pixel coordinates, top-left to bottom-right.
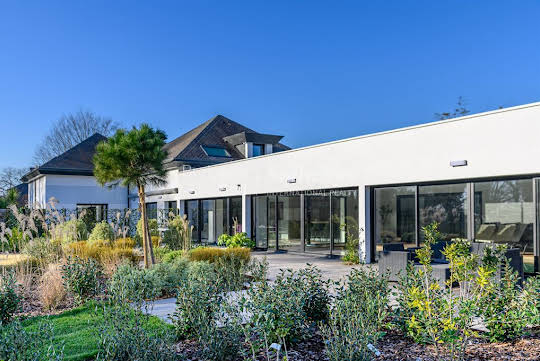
{"left": 188, "top": 190, "right": 195, "bottom": 194}
{"left": 450, "top": 160, "right": 468, "bottom": 167}
{"left": 219, "top": 187, "right": 226, "bottom": 191}
{"left": 287, "top": 178, "right": 297, "bottom": 183}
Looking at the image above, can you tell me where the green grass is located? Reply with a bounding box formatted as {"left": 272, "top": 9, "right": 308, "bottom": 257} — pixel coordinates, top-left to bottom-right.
{"left": 21, "top": 301, "right": 174, "bottom": 361}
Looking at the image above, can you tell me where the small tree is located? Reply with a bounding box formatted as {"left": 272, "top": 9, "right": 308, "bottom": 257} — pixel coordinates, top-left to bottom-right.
{"left": 93, "top": 124, "right": 167, "bottom": 268}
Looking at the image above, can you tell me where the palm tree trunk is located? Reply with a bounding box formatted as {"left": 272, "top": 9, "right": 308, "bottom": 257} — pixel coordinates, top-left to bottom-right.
{"left": 137, "top": 184, "right": 155, "bottom": 268}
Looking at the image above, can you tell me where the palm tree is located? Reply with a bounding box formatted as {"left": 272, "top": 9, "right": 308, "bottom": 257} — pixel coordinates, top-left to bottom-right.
{"left": 93, "top": 124, "right": 167, "bottom": 268}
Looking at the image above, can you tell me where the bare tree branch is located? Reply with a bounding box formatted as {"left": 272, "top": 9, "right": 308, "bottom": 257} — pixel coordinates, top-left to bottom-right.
{"left": 33, "top": 109, "right": 119, "bottom": 165}
{"left": 0, "top": 167, "right": 27, "bottom": 195}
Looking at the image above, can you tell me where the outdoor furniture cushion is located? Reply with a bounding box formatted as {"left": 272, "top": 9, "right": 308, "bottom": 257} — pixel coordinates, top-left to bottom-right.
{"left": 475, "top": 223, "right": 497, "bottom": 240}
{"left": 382, "top": 243, "right": 405, "bottom": 252}
{"left": 495, "top": 224, "right": 517, "bottom": 243}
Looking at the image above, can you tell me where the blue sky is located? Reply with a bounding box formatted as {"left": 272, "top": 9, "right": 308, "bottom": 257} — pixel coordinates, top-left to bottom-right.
{"left": 1, "top": 1, "right": 539, "bottom": 168}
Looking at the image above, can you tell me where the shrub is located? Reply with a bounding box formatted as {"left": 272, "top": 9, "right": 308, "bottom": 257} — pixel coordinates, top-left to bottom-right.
{"left": 107, "top": 264, "right": 161, "bottom": 305}
{"left": 96, "top": 304, "right": 176, "bottom": 361}
{"left": 62, "top": 256, "right": 103, "bottom": 304}
{"left": 64, "top": 240, "right": 136, "bottom": 266}
{"left": 217, "top": 232, "right": 255, "bottom": 248}
{"left": 22, "top": 237, "right": 62, "bottom": 266}
{"left": 52, "top": 219, "right": 88, "bottom": 245}
{"left": 174, "top": 261, "right": 222, "bottom": 339}
{"left": 0, "top": 319, "right": 64, "bottom": 360}
{"left": 88, "top": 221, "right": 115, "bottom": 244}
{"left": 147, "top": 258, "right": 189, "bottom": 296}
{"left": 321, "top": 268, "right": 389, "bottom": 361}
{"left": 245, "top": 267, "right": 315, "bottom": 348}
{"left": 342, "top": 235, "right": 360, "bottom": 264}
{"left": 115, "top": 237, "right": 136, "bottom": 249}
{"left": 161, "top": 249, "right": 185, "bottom": 264}
{"left": 39, "top": 264, "right": 66, "bottom": 311}
{"left": 481, "top": 260, "right": 538, "bottom": 342}
{"left": 136, "top": 218, "right": 159, "bottom": 239}
{"left": 162, "top": 214, "right": 192, "bottom": 251}
{"left": 521, "top": 275, "right": 540, "bottom": 327}
{"left": 189, "top": 246, "right": 250, "bottom": 263}
{"left": 0, "top": 272, "right": 21, "bottom": 324}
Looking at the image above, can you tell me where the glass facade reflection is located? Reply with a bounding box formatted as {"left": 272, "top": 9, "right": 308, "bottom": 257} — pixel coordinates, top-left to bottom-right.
{"left": 373, "top": 177, "right": 539, "bottom": 273}
{"left": 184, "top": 197, "right": 242, "bottom": 245}
{"left": 419, "top": 183, "right": 468, "bottom": 241}
{"left": 374, "top": 186, "right": 416, "bottom": 256}
{"left": 252, "top": 188, "right": 358, "bottom": 256}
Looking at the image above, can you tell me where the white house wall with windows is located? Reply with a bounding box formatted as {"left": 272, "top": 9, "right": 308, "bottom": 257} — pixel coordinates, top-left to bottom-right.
{"left": 141, "top": 102, "right": 540, "bottom": 273}
{"left": 23, "top": 104, "right": 540, "bottom": 273}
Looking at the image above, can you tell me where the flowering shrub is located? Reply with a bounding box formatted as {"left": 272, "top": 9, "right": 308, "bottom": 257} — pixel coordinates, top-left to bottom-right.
{"left": 61, "top": 256, "right": 103, "bottom": 304}
{"left": 88, "top": 221, "right": 115, "bottom": 244}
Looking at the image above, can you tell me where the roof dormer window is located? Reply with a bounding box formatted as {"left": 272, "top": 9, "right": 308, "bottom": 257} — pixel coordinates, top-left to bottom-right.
{"left": 252, "top": 144, "right": 265, "bottom": 157}
{"left": 201, "top": 145, "right": 231, "bottom": 157}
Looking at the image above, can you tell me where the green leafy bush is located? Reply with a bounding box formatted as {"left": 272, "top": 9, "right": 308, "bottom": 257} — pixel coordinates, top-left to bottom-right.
{"left": 0, "top": 272, "right": 21, "bottom": 324}
{"left": 62, "top": 256, "right": 103, "bottom": 304}
{"left": 96, "top": 304, "right": 176, "bottom": 361}
{"left": 107, "top": 264, "right": 161, "bottom": 305}
{"left": 88, "top": 221, "right": 115, "bottom": 244}
{"left": 161, "top": 250, "right": 185, "bottom": 264}
{"left": 322, "top": 268, "right": 389, "bottom": 361}
{"left": 245, "top": 267, "right": 322, "bottom": 347}
{"left": 342, "top": 235, "right": 360, "bottom": 264}
{"left": 52, "top": 219, "right": 88, "bottom": 245}
{"left": 217, "top": 232, "right": 255, "bottom": 248}
{"left": 148, "top": 258, "right": 189, "bottom": 296}
{"left": 22, "top": 237, "right": 62, "bottom": 266}
{"left": 173, "top": 261, "right": 222, "bottom": 339}
{"left": 481, "top": 260, "right": 539, "bottom": 341}
{"left": 0, "top": 320, "right": 64, "bottom": 360}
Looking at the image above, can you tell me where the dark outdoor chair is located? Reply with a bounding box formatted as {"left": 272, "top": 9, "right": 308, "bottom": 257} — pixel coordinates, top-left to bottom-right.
{"left": 378, "top": 243, "right": 413, "bottom": 282}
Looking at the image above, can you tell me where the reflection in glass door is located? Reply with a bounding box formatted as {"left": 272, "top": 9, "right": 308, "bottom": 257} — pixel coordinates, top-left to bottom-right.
{"left": 186, "top": 200, "right": 199, "bottom": 244}
{"left": 277, "top": 195, "right": 302, "bottom": 252}
{"left": 268, "top": 197, "right": 277, "bottom": 250}
{"left": 305, "top": 195, "right": 331, "bottom": 254}
{"left": 253, "top": 196, "right": 268, "bottom": 249}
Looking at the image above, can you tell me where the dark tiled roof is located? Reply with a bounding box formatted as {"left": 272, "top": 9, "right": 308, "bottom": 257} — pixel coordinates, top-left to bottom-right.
{"left": 164, "top": 115, "right": 290, "bottom": 166}
{"left": 22, "top": 133, "right": 107, "bottom": 181}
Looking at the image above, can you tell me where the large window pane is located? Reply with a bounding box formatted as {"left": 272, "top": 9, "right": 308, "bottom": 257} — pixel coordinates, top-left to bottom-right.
{"left": 268, "top": 196, "right": 277, "bottom": 249}
{"left": 230, "top": 197, "right": 242, "bottom": 234}
{"left": 253, "top": 196, "right": 268, "bottom": 248}
{"left": 186, "top": 200, "right": 199, "bottom": 244}
{"left": 277, "top": 195, "right": 302, "bottom": 252}
{"left": 305, "top": 194, "right": 330, "bottom": 253}
{"left": 474, "top": 179, "right": 534, "bottom": 273}
{"left": 419, "top": 183, "right": 468, "bottom": 241}
{"left": 331, "top": 190, "right": 359, "bottom": 256}
{"left": 374, "top": 186, "right": 416, "bottom": 256}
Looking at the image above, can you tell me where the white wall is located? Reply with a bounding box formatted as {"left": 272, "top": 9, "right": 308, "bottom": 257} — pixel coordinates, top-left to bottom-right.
{"left": 43, "top": 175, "right": 128, "bottom": 210}
{"left": 143, "top": 102, "right": 540, "bottom": 261}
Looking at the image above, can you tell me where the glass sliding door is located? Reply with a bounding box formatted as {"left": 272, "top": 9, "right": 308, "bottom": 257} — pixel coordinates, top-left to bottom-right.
{"left": 331, "top": 189, "right": 359, "bottom": 256}
{"left": 474, "top": 179, "right": 534, "bottom": 273}
{"left": 268, "top": 196, "right": 277, "bottom": 250}
{"left": 230, "top": 197, "right": 242, "bottom": 234}
{"left": 215, "top": 198, "right": 228, "bottom": 242}
{"left": 419, "top": 183, "right": 468, "bottom": 241}
{"left": 186, "top": 200, "right": 199, "bottom": 244}
{"left": 305, "top": 194, "right": 331, "bottom": 253}
{"left": 277, "top": 195, "right": 302, "bottom": 252}
{"left": 253, "top": 195, "right": 269, "bottom": 249}
{"left": 374, "top": 186, "right": 417, "bottom": 257}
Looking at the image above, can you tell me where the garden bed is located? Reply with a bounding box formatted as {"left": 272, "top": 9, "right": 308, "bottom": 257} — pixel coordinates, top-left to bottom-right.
{"left": 174, "top": 329, "right": 540, "bottom": 361}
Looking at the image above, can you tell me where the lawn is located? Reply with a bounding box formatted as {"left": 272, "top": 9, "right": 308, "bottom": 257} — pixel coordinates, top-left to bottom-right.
{"left": 21, "top": 302, "right": 174, "bottom": 361}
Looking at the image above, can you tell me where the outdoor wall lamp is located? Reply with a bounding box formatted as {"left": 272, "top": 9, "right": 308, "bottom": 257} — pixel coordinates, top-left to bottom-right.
{"left": 287, "top": 178, "right": 297, "bottom": 183}
{"left": 219, "top": 187, "right": 226, "bottom": 191}
{"left": 450, "top": 160, "right": 468, "bottom": 167}
{"left": 188, "top": 190, "right": 195, "bottom": 194}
